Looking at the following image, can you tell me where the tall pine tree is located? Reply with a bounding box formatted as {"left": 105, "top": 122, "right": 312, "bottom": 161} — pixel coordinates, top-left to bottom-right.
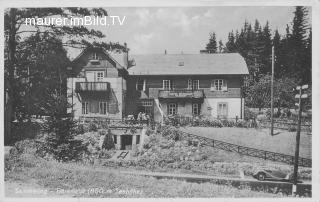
{"left": 225, "top": 31, "right": 236, "bottom": 53}
{"left": 291, "top": 6, "right": 310, "bottom": 84}
{"left": 205, "top": 32, "right": 217, "bottom": 53}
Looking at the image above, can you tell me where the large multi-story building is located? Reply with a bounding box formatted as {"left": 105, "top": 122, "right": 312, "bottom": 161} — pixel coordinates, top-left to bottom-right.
{"left": 67, "top": 47, "right": 249, "bottom": 122}
{"left": 126, "top": 53, "right": 249, "bottom": 122}
{"left": 67, "top": 47, "right": 128, "bottom": 120}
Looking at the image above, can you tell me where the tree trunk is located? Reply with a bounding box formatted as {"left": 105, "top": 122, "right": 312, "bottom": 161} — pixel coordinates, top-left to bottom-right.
{"left": 5, "top": 8, "right": 17, "bottom": 144}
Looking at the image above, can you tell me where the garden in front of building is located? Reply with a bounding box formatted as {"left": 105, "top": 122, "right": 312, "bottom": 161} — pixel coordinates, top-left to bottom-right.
{"left": 5, "top": 118, "right": 312, "bottom": 197}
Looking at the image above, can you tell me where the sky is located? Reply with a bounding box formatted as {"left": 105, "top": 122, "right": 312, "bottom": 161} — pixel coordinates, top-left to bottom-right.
{"left": 68, "top": 6, "right": 311, "bottom": 58}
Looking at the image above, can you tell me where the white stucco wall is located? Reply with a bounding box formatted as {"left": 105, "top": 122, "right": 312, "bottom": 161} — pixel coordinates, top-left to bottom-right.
{"left": 202, "top": 98, "right": 243, "bottom": 119}
{"left": 153, "top": 98, "right": 244, "bottom": 120}
{"left": 67, "top": 77, "right": 124, "bottom": 119}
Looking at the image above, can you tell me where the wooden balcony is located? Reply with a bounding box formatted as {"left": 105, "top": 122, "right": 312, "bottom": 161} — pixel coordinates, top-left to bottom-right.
{"left": 75, "top": 82, "right": 110, "bottom": 92}
{"left": 158, "top": 89, "right": 204, "bottom": 99}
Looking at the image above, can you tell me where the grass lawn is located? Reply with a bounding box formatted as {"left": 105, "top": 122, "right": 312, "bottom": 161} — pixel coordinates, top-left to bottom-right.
{"left": 5, "top": 155, "right": 280, "bottom": 198}
{"left": 180, "top": 127, "right": 311, "bottom": 159}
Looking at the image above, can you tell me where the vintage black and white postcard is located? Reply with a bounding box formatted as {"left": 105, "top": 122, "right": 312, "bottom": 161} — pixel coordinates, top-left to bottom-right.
{"left": 1, "top": 0, "right": 319, "bottom": 201}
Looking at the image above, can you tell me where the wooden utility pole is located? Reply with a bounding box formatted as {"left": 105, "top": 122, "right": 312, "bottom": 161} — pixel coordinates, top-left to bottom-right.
{"left": 292, "top": 84, "right": 308, "bottom": 195}
{"left": 270, "top": 46, "right": 275, "bottom": 136}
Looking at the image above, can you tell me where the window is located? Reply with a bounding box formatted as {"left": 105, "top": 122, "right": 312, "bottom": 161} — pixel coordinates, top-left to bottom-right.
{"left": 138, "top": 100, "right": 153, "bottom": 116}
{"left": 96, "top": 71, "right": 104, "bottom": 81}
{"left": 136, "top": 79, "right": 146, "bottom": 91}
{"left": 92, "top": 52, "right": 99, "bottom": 60}
{"left": 90, "top": 61, "right": 101, "bottom": 65}
{"left": 192, "top": 80, "right": 199, "bottom": 90}
{"left": 163, "top": 80, "right": 175, "bottom": 90}
{"left": 192, "top": 103, "right": 201, "bottom": 116}
{"left": 136, "top": 135, "right": 140, "bottom": 144}
{"left": 141, "top": 100, "right": 153, "bottom": 107}
{"left": 168, "top": 103, "right": 177, "bottom": 115}
{"left": 99, "top": 102, "right": 107, "bottom": 114}
{"left": 217, "top": 103, "right": 228, "bottom": 118}
{"left": 163, "top": 80, "right": 171, "bottom": 90}
{"left": 188, "top": 79, "right": 199, "bottom": 90}
{"left": 82, "top": 102, "right": 89, "bottom": 114}
{"left": 211, "top": 79, "right": 227, "bottom": 91}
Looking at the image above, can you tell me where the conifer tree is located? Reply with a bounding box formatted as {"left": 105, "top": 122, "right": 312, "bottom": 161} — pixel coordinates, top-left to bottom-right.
{"left": 225, "top": 31, "right": 236, "bottom": 52}
{"left": 205, "top": 32, "right": 217, "bottom": 53}
{"left": 290, "top": 6, "right": 310, "bottom": 84}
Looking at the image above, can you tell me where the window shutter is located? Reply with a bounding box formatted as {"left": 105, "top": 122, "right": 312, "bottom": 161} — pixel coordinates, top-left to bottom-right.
{"left": 143, "top": 79, "right": 146, "bottom": 91}
{"left": 225, "top": 103, "right": 228, "bottom": 118}
{"left": 222, "top": 80, "right": 228, "bottom": 91}
{"left": 211, "top": 80, "right": 216, "bottom": 91}
{"left": 169, "top": 79, "right": 175, "bottom": 90}
{"left": 188, "top": 79, "right": 192, "bottom": 89}
{"left": 176, "top": 103, "right": 178, "bottom": 114}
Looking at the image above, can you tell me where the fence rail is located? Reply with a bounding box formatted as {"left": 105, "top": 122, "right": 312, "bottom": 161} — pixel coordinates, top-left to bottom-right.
{"left": 259, "top": 120, "right": 311, "bottom": 132}
{"left": 175, "top": 129, "right": 312, "bottom": 168}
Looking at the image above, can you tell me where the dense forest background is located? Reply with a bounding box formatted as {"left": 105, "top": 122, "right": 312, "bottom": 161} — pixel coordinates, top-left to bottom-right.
{"left": 205, "top": 6, "right": 311, "bottom": 111}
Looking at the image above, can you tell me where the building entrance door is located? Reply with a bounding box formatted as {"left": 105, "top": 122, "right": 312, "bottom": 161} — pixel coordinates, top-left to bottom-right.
{"left": 121, "top": 135, "right": 132, "bottom": 150}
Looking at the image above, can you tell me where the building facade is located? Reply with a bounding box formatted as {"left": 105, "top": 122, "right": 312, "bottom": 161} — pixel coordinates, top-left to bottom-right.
{"left": 67, "top": 47, "right": 128, "bottom": 120}
{"left": 68, "top": 48, "right": 249, "bottom": 122}
{"left": 125, "top": 53, "right": 248, "bottom": 122}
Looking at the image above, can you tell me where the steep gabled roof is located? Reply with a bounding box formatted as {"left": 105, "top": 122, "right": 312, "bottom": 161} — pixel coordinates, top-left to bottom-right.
{"left": 71, "top": 47, "right": 126, "bottom": 70}
{"left": 68, "top": 47, "right": 127, "bottom": 77}
{"left": 128, "top": 53, "right": 249, "bottom": 76}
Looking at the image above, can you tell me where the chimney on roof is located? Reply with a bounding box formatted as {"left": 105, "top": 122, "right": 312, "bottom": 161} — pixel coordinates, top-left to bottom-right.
{"left": 123, "top": 42, "right": 129, "bottom": 69}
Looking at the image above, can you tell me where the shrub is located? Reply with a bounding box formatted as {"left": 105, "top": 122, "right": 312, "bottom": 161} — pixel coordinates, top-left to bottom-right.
{"left": 99, "top": 129, "right": 115, "bottom": 150}
{"left": 244, "top": 108, "right": 257, "bottom": 121}
{"left": 288, "top": 125, "right": 297, "bottom": 132}
{"left": 159, "top": 139, "right": 175, "bottom": 149}
{"left": 211, "top": 120, "right": 223, "bottom": 127}
{"left": 13, "top": 139, "right": 39, "bottom": 155}
{"left": 42, "top": 114, "right": 86, "bottom": 162}
{"left": 75, "top": 124, "right": 84, "bottom": 134}
{"left": 88, "top": 122, "right": 98, "bottom": 132}
{"left": 143, "top": 134, "right": 158, "bottom": 149}
{"left": 235, "top": 120, "right": 248, "bottom": 128}
{"left": 221, "top": 119, "right": 236, "bottom": 127}
{"left": 5, "top": 152, "right": 45, "bottom": 172}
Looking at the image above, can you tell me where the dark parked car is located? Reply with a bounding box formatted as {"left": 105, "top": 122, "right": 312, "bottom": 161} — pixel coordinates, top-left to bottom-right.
{"left": 253, "top": 169, "right": 302, "bottom": 183}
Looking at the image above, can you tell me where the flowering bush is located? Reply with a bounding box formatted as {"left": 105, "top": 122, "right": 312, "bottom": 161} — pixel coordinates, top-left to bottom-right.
{"left": 163, "top": 115, "right": 257, "bottom": 128}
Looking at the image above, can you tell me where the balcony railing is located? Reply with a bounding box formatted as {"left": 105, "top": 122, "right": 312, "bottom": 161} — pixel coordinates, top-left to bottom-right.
{"left": 158, "top": 89, "right": 204, "bottom": 99}
{"left": 75, "top": 82, "right": 110, "bottom": 92}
